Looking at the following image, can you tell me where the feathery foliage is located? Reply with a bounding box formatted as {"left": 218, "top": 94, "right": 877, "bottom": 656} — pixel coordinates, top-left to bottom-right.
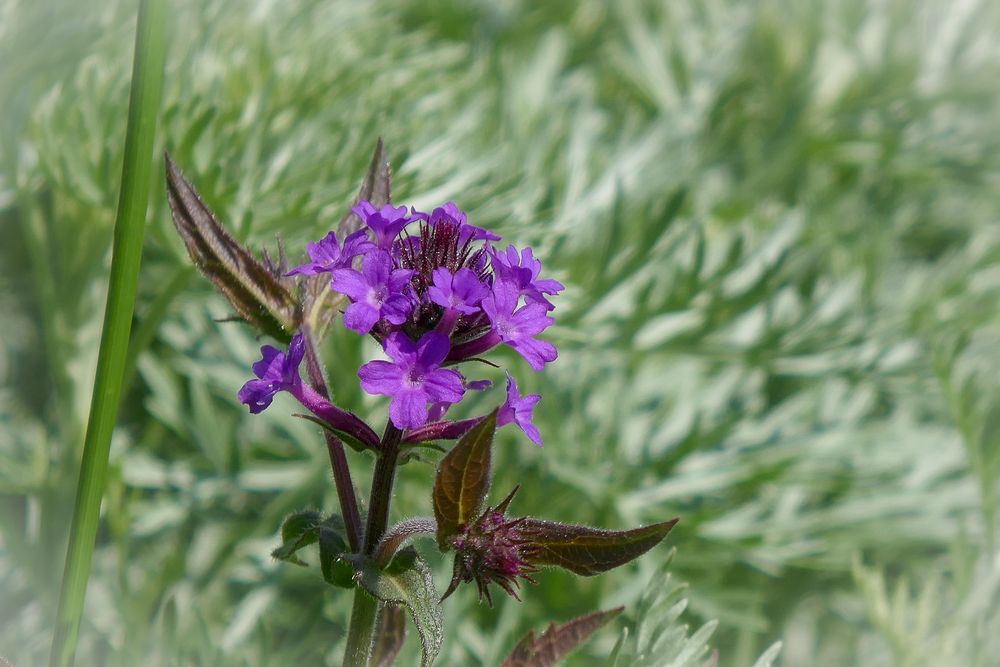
{"left": 2, "top": 0, "right": 999, "bottom": 664}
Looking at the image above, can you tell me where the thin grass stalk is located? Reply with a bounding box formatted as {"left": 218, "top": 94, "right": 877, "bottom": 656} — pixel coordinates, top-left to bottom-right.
{"left": 49, "top": 1, "right": 168, "bottom": 665}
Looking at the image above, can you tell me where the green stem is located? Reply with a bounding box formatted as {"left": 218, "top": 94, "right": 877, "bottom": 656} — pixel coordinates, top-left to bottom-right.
{"left": 364, "top": 423, "right": 403, "bottom": 554}
{"left": 49, "top": 2, "right": 167, "bottom": 666}
{"left": 344, "top": 589, "right": 380, "bottom": 667}
{"left": 343, "top": 421, "right": 403, "bottom": 665}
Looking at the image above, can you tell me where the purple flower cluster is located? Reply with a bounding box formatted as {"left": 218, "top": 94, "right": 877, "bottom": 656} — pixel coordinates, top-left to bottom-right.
{"left": 239, "top": 200, "right": 561, "bottom": 445}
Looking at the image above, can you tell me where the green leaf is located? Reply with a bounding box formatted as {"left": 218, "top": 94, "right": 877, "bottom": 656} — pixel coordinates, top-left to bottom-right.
{"left": 369, "top": 604, "right": 407, "bottom": 667}
{"left": 271, "top": 512, "right": 351, "bottom": 581}
{"left": 165, "top": 153, "right": 298, "bottom": 343}
{"left": 345, "top": 548, "right": 443, "bottom": 667}
{"left": 271, "top": 510, "right": 323, "bottom": 565}
{"left": 502, "top": 607, "right": 623, "bottom": 667}
{"left": 433, "top": 409, "right": 498, "bottom": 548}
{"left": 319, "top": 520, "right": 354, "bottom": 589}
{"left": 304, "top": 139, "right": 392, "bottom": 343}
{"left": 521, "top": 518, "right": 679, "bottom": 576}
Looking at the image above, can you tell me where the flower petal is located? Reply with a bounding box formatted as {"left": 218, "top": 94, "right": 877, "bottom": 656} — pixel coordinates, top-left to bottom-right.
{"left": 389, "top": 389, "right": 429, "bottom": 429}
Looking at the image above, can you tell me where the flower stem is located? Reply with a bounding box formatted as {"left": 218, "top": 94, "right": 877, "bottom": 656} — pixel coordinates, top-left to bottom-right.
{"left": 343, "top": 589, "right": 379, "bottom": 667}
{"left": 344, "top": 420, "right": 403, "bottom": 664}
{"left": 49, "top": 1, "right": 167, "bottom": 665}
{"left": 364, "top": 422, "right": 404, "bottom": 554}
{"left": 300, "top": 323, "right": 364, "bottom": 552}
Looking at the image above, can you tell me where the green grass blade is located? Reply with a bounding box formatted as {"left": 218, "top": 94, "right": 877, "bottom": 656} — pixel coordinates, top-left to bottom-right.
{"left": 49, "top": 1, "right": 168, "bottom": 666}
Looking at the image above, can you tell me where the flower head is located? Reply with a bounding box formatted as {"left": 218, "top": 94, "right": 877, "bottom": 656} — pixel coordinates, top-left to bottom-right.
{"left": 443, "top": 487, "right": 538, "bottom": 604}
{"left": 238, "top": 334, "right": 305, "bottom": 413}
{"left": 359, "top": 331, "right": 465, "bottom": 429}
{"left": 497, "top": 373, "right": 542, "bottom": 446}
{"left": 331, "top": 250, "right": 414, "bottom": 334}
{"left": 286, "top": 229, "right": 374, "bottom": 276}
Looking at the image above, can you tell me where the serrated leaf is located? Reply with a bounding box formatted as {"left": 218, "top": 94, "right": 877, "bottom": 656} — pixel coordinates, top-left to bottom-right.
{"left": 165, "top": 153, "right": 298, "bottom": 342}
{"left": 345, "top": 548, "right": 443, "bottom": 667}
{"left": 271, "top": 510, "right": 322, "bottom": 565}
{"left": 370, "top": 604, "right": 407, "bottom": 667}
{"left": 433, "top": 409, "right": 498, "bottom": 548}
{"left": 502, "top": 607, "right": 623, "bottom": 667}
{"left": 521, "top": 518, "right": 679, "bottom": 576}
{"left": 305, "top": 139, "right": 392, "bottom": 342}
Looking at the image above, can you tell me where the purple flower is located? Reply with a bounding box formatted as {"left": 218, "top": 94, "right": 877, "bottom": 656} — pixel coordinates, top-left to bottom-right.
{"left": 497, "top": 373, "right": 542, "bottom": 446}
{"left": 428, "top": 202, "right": 500, "bottom": 244}
{"left": 331, "top": 250, "right": 414, "bottom": 334}
{"left": 427, "top": 267, "right": 489, "bottom": 315}
{"left": 359, "top": 331, "right": 465, "bottom": 429}
{"left": 352, "top": 201, "right": 425, "bottom": 250}
{"left": 238, "top": 334, "right": 305, "bottom": 413}
{"left": 285, "top": 230, "right": 374, "bottom": 276}
{"left": 490, "top": 244, "right": 564, "bottom": 310}
{"left": 482, "top": 281, "right": 557, "bottom": 371}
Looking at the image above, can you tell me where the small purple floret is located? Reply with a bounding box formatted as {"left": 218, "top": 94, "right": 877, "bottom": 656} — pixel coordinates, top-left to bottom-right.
{"left": 353, "top": 201, "right": 425, "bottom": 250}
{"left": 490, "top": 244, "right": 564, "bottom": 310}
{"left": 359, "top": 331, "right": 465, "bottom": 429}
{"left": 286, "top": 229, "right": 375, "bottom": 276}
{"left": 238, "top": 334, "right": 305, "bottom": 413}
{"left": 331, "top": 250, "right": 414, "bottom": 334}
{"left": 497, "top": 373, "right": 543, "bottom": 446}
{"left": 482, "top": 281, "right": 557, "bottom": 371}
{"left": 428, "top": 267, "right": 489, "bottom": 315}
{"left": 429, "top": 202, "right": 500, "bottom": 244}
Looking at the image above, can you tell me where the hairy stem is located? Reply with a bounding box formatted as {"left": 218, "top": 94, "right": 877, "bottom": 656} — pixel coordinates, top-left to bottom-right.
{"left": 343, "top": 589, "right": 379, "bottom": 667}
{"left": 300, "top": 323, "right": 363, "bottom": 552}
{"left": 364, "top": 422, "right": 404, "bottom": 554}
{"left": 344, "top": 420, "right": 403, "bottom": 664}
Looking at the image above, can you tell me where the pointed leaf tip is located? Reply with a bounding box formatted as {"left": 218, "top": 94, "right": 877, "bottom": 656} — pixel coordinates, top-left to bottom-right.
{"left": 521, "top": 518, "right": 678, "bottom": 576}
{"left": 306, "top": 139, "right": 393, "bottom": 343}
{"left": 164, "top": 155, "right": 297, "bottom": 342}
{"left": 433, "top": 409, "right": 499, "bottom": 548}
{"left": 502, "top": 607, "right": 624, "bottom": 667}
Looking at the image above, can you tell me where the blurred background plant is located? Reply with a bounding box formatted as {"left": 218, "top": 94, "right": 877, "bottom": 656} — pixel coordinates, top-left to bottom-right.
{"left": 2, "top": 0, "right": 999, "bottom": 664}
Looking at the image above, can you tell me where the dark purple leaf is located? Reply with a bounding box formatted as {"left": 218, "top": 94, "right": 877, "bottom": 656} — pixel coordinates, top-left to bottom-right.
{"left": 502, "top": 608, "right": 624, "bottom": 667}
{"left": 404, "top": 417, "right": 480, "bottom": 444}
{"left": 520, "top": 518, "right": 679, "bottom": 576}
{"left": 432, "top": 409, "right": 498, "bottom": 548}
{"left": 165, "top": 153, "right": 298, "bottom": 342}
{"left": 370, "top": 604, "right": 407, "bottom": 667}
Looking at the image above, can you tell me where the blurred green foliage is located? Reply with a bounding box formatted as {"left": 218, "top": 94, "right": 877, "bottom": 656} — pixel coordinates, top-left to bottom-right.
{"left": 2, "top": 0, "right": 1000, "bottom": 664}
